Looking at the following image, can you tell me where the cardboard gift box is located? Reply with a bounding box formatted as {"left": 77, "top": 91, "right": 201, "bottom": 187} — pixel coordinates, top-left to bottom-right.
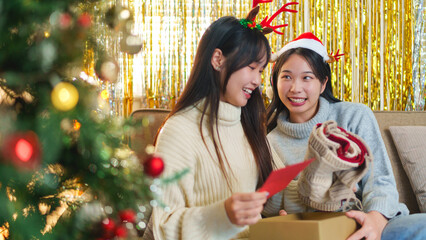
{"left": 250, "top": 212, "right": 358, "bottom": 240}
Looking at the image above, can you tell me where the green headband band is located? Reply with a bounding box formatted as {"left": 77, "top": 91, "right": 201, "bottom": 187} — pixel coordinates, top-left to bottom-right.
{"left": 239, "top": 19, "right": 263, "bottom": 31}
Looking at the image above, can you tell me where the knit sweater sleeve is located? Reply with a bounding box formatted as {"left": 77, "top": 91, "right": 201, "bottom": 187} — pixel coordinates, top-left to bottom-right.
{"left": 150, "top": 116, "right": 244, "bottom": 240}
{"left": 344, "top": 104, "right": 409, "bottom": 218}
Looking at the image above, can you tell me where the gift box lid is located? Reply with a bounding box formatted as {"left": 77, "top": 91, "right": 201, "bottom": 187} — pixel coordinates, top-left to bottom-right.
{"left": 250, "top": 212, "right": 358, "bottom": 240}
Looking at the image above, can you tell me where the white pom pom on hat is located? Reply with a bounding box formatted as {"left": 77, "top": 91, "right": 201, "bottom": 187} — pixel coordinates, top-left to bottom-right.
{"left": 270, "top": 32, "right": 330, "bottom": 62}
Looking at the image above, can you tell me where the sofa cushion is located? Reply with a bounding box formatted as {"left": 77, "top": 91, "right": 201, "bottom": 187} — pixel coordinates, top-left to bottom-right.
{"left": 373, "top": 111, "right": 424, "bottom": 213}
{"left": 389, "top": 126, "right": 426, "bottom": 213}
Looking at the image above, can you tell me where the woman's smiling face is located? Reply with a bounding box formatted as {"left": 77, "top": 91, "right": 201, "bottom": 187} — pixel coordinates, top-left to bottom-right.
{"left": 220, "top": 57, "right": 266, "bottom": 107}
{"left": 277, "top": 53, "right": 327, "bottom": 123}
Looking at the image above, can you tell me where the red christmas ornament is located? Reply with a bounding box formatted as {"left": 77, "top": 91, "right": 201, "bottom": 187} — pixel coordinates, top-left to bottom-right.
{"left": 1, "top": 131, "right": 41, "bottom": 170}
{"left": 59, "top": 13, "right": 72, "bottom": 29}
{"left": 119, "top": 209, "right": 136, "bottom": 223}
{"left": 114, "top": 225, "right": 127, "bottom": 238}
{"left": 77, "top": 13, "right": 92, "bottom": 28}
{"left": 101, "top": 218, "right": 116, "bottom": 232}
{"left": 143, "top": 155, "right": 164, "bottom": 177}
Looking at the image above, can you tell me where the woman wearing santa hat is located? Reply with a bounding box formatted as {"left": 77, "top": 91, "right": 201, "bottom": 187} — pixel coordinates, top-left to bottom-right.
{"left": 266, "top": 32, "right": 426, "bottom": 240}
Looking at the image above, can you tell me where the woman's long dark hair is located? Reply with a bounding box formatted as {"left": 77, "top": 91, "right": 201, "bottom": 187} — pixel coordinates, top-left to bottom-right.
{"left": 157, "top": 16, "right": 273, "bottom": 190}
{"left": 266, "top": 48, "right": 341, "bottom": 132}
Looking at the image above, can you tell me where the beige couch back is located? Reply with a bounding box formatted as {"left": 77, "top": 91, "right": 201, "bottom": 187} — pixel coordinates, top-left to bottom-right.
{"left": 373, "top": 111, "right": 426, "bottom": 214}
{"left": 129, "top": 109, "right": 170, "bottom": 159}
{"left": 130, "top": 109, "right": 426, "bottom": 214}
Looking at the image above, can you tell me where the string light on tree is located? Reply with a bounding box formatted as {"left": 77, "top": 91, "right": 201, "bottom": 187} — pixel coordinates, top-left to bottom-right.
{"left": 1, "top": 131, "right": 41, "bottom": 170}
{"left": 100, "top": 89, "right": 109, "bottom": 100}
{"left": 60, "top": 118, "right": 73, "bottom": 132}
{"left": 73, "top": 119, "right": 81, "bottom": 131}
{"left": 15, "top": 139, "right": 33, "bottom": 162}
{"left": 51, "top": 82, "right": 79, "bottom": 111}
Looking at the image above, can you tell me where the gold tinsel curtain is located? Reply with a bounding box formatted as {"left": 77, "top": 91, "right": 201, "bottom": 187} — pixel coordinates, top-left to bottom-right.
{"left": 85, "top": 0, "right": 426, "bottom": 115}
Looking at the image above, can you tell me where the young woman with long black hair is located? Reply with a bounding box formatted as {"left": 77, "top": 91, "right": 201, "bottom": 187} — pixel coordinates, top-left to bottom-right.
{"left": 145, "top": 11, "right": 288, "bottom": 239}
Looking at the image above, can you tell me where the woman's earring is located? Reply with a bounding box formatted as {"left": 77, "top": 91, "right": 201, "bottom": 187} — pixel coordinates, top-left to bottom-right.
{"left": 215, "top": 66, "right": 221, "bottom": 71}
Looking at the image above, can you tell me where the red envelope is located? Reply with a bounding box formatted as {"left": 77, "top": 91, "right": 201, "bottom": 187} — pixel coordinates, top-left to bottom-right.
{"left": 259, "top": 158, "right": 315, "bottom": 198}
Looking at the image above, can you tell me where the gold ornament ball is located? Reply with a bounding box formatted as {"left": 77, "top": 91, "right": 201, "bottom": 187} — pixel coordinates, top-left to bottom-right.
{"left": 95, "top": 59, "right": 119, "bottom": 83}
{"left": 105, "top": 6, "right": 133, "bottom": 31}
{"left": 101, "top": 61, "right": 119, "bottom": 82}
{"left": 51, "top": 82, "right": 79, "bottom": 111}
{"left": 120, "top": 34, "right": 143, "bottom": 54}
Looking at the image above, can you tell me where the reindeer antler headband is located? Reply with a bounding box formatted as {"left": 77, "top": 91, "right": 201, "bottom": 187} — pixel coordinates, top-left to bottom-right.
{"left": 240, "top": 1, "right": 299, "bottom": 35}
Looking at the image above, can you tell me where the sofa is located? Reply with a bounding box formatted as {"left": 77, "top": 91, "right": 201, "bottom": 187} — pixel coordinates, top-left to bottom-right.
{"left": 372, "top": 111, "right": 426, "bottom": 214}
{"left": 130, "top": 109, "right": 426, "bottom": 214}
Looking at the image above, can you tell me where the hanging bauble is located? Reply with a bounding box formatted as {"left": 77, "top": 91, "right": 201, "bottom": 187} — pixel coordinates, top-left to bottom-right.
{"left": 1, "top": 131, "right": 42, "bottom": 170}
{"left": 58, "top": 13, "right": 73, "bottom": 29}
{"left": 114, "top": 225, "right": 128, "bottom": 238}
{"left": 101, "top": 218, "right": 116, "bottom": 232}
{"left": 51, "top": 82, "right": 79, "bottom": 111}
{"left": 77, "top": 12, "right": 92, "bottom": 28}
{"left": 119, "top": 209, "right": 136, "bottom": 223}
{"left": 120, "top": 34, "right": 143, "bottom": 55}
{"left": 95, "top": 58, "right": 119, "bottom": 83}
{"left": 105, "top": 6, "right": 133, "bottom": 32}
{"left": 143, "top": 155, "right": 164, "bottom": 177}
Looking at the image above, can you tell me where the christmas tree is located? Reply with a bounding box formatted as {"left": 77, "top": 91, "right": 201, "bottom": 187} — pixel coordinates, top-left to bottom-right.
{"left": 0, "top": 0, "right": 167, "bottom": 239}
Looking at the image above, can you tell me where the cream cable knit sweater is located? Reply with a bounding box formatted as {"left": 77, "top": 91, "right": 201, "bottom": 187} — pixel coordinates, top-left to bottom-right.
{"left": 149, "top": 100, "right": 283, "bottom": 240}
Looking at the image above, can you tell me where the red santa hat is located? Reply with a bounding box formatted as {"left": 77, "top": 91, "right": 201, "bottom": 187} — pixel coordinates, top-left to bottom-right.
{"left": 271, "top": 32, "right": 342, "bottom": 62}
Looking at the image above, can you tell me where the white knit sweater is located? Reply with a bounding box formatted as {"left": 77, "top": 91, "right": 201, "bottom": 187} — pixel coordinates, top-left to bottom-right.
{"left": 149, "top": 100, "right": 283, "bottom": 240}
